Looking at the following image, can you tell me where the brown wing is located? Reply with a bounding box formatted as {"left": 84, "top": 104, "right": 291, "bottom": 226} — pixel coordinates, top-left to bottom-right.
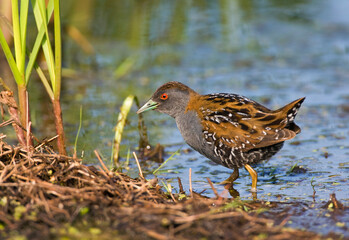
{"left": 187, "top": 93, "right": 305, "bottom": 152}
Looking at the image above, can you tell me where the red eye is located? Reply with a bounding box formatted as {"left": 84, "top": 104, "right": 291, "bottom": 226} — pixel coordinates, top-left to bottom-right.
{"left": 160, "top": 93, "right": 168, "bottom": 100}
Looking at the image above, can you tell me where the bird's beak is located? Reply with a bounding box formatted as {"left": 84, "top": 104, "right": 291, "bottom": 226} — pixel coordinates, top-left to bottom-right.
{"left": 137, "top": 99, "right": 159, "bottom": 114}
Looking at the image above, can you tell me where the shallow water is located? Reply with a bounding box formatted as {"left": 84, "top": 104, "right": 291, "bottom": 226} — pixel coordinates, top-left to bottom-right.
{"left": 5, "top": 0, "right": 349, "bottom": 237}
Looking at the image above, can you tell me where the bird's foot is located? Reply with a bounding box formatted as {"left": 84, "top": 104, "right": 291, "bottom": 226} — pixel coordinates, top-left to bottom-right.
{"left": 219, "top": 167, "right": 239, "bottom": 185}
{"left": 219, "top": 179, "right": 234, "bottom": 185}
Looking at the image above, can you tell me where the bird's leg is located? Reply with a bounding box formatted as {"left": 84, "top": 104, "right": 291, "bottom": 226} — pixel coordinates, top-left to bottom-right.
{"left": 219, "top": 166, "right": 239, "bottom": 184}
{"left": 244, "top": 164, "right": 258, "bottom": 192}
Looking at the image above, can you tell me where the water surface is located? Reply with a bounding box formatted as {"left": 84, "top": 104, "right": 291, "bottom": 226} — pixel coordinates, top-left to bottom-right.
{"left": 14, "top": 0, "right": 349, "bottom": 237}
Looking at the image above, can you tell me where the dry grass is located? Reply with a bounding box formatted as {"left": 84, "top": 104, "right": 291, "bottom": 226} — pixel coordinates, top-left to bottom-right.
{"left": 0, "top": 138, "right": 332, "bottom": 239}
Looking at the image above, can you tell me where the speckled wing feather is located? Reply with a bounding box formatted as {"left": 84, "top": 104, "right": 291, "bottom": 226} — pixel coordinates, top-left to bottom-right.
{"left": 187, "top": 93, "right": 305, "bottom": 152}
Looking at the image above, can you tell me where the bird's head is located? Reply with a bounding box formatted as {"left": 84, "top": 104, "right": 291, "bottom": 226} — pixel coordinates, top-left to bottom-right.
{"left": 137, "top": 81, "right": 197, "bottom": 118}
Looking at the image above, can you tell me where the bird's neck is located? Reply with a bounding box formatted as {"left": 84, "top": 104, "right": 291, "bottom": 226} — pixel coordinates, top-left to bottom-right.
{"left": 175, "top": 110, "right": 203, "bottom": 150}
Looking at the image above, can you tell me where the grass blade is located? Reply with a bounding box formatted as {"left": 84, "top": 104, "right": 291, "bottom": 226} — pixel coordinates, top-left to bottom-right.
{"left": 11, "top": 0, "right": 23, "bottom": 73}
{"left": 31, "top": 0, "right": 55, "bottom": 86}
{"left": 19, "top": 0, "right": 29, "bottom": 74}
{"left": 34, "top": 64, "right": 54, "bottom": 98}
{"left": 153, "top": 148, "right": 181, "bottom": 175}
{"left": 53, "top": 0, "right": 61, "bottom": 97}
{"left": 113, "top": 95, "right": 134, "bottom": 166}
{"left": 25, "top": 0, "right": 54, "bottom": 84}
{"left": 114, "top": 56, "right": 137, "bottom": 79}
{"left": 0, "top": 28, "right": 22, "bottom": 84}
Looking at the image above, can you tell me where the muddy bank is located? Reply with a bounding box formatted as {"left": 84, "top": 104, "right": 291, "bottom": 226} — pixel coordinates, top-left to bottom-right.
{"left": 0, "top": 139, "right": 345, "bottom": 239}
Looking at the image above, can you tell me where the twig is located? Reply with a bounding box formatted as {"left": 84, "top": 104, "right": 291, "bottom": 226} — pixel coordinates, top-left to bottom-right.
{"left": 26, "top": 91, "right": 30, "bottom": 150}
{"left": 161, "top": 180, "right": 177, "bottom": 203}
{"left": 135, "top": 96, "right": 150, "bottom": 150}
{"left": 206, "top": 177, "right": 219, "bottom": 198}
{"left": 173, "top": 221, "right": 193, "bottom": 233}
{"left": 310, "top": 177, "right": 316, "bottom": 202}
{"left": 140, "top": 227, "right": 168, "bottom": 240}
{"left": 279, "top": 215, "right": 291, "bottom": 227}
{"left": 97, "top": 166, "right": 108, "bottom": 178}
{"left": 0, "top": 91, "right": 26, "bottom": 145}
{"left": 34, "top": 135, "right": 59, "bottom": 150}
{"left": 38, "top": 189, "right": 53, "bottom": 219}
{"left": 0, "top": 148, "right": 17, "bottom": 158}
{"left": 177, "top": 177, "right": 185, "bottom": 194}
{"left": 189, "top": 168, "right": 193, "bottom": 197}
{"left": 169, "top": 190, "right": 177, "bottom": 203}
{"left": 0, "top": 118, "right": 14, "bottom": 127}
{"left": 0, "top": 166, "right": 8, "bottom": 183}
{"left": 26, "top": 121, "right": 32, "bottom": 153}
{"left": 94, "top": 150, "right": 109, "bottom": 173}
{"left": 133, "top": 151, "right": 144, "bottom": 180}
{"left": 174, "top": 210, "right": 240, "bottom": 224}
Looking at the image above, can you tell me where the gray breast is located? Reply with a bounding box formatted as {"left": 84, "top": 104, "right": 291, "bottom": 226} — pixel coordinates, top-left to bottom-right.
{"left": 175, "top": 110, "right": 223, "bottom": 164}
{"left": 175, "top": 110, "right": 204, "bottom": 151}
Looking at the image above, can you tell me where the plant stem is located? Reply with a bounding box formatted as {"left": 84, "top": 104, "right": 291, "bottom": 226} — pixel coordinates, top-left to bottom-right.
{"left": 0, "top": 91, "right": 26, "bottom": 146}
{"left": 17, "top": 84, "right": 27, "bottom": 126}
{"left": 52, "top": 97, "right": 66, "bottom": 155}
{"left": 52, "top": 0, "right": 65, "bottom": 155}
{"left": 17, "top": 84, "right": 33, "bottom": 146}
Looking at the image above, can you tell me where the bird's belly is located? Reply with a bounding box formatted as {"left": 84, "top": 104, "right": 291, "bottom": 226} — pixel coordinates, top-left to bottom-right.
{"left": 203, "top": 142, "right": 285, "bottom": 169}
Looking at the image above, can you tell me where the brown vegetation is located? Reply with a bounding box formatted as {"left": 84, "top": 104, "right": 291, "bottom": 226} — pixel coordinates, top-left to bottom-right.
{"left": 0, "top": 137, "right": 332, "bottom": 240}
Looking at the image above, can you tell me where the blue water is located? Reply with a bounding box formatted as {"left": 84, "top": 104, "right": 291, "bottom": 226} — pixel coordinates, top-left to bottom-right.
{"left": 32, "top": 0, "right": 349, "bottom": 236}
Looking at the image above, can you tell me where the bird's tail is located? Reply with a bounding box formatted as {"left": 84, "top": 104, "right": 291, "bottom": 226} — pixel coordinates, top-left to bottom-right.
{"left": 276, "top": 97, "right": 305, "bottom": 134}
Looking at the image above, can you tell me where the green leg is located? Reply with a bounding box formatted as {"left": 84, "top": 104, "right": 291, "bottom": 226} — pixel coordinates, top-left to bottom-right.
{"left": 219, "top": 166, "right": 239, "bottom": 184}
{"left": 244, "top": 164, "right": 258, "bottom": 192}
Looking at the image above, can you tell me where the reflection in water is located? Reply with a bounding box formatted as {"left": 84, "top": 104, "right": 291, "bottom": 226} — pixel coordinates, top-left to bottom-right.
{"left": 225, "top": 183, "right": 241, "bottom": 198}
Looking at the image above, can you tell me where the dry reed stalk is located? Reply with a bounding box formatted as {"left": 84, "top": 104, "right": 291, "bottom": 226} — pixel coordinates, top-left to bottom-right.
{"left": 0, "top": 91, "right": 26, "bottom": 145}
{"left": 206, "top": 177, "right": 219, "bottom": 198}
{"left": 177, "top": 177, "right": 185, "bottom": 194}
{"left": 133, "top": 151, "right": 144, "bottom": 180}
{"left": 94, "top": 149, "right": 109, "bottom": 173}
{"left": 189, "top": 168, "right": 193, "bottom": 197}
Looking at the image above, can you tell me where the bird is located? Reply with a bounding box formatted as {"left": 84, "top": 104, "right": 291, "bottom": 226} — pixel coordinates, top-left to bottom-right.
{"left": 137, "top": 81, "right": 305, "bottom": 192}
